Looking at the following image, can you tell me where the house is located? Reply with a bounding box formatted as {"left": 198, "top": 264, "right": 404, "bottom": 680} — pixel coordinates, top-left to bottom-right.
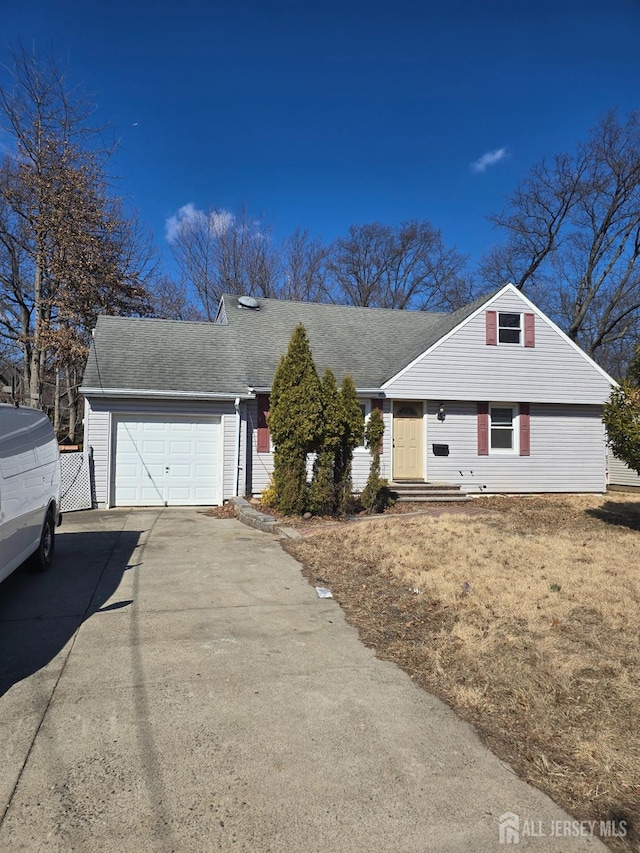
{"left": 81, "top": 283, "right": 616, "bottom": 507}
{"left": 607, "top": 448, "right": 640, "bottom": 490}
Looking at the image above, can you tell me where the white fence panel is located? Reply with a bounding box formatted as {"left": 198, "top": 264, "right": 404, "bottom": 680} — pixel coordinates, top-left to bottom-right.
{"left": 60, "top": 450, "right": 95, "bottom": 512}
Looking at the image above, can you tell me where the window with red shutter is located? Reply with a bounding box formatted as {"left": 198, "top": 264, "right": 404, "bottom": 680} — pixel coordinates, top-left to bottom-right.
{"left": 256, "top": 394, "right": 270, "bottom": 453}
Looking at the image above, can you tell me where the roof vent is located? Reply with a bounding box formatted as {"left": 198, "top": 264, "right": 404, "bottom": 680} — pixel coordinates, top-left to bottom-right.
{"left": 238, "top": 295, "right": 260, "bottom": 310}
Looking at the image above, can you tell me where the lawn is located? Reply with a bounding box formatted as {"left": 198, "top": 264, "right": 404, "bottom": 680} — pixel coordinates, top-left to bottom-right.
{"left": 284, "top": 493, "right": 640, "bottom": 851}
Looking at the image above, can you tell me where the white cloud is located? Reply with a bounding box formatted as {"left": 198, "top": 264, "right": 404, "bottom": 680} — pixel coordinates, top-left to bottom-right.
{"left": 470, "top": 147, "right": 508, "bottom": 174}
{"left": 165, "top": 203, "right": 234, "bottom": 243}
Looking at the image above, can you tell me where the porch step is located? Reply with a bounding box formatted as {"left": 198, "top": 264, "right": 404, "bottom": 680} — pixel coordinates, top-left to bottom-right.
{"left": 389, "top": 482, "right": 472, "bottom": 503}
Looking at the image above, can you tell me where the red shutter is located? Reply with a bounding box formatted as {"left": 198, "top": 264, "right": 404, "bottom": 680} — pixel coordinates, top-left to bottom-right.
{"left": 524, "top": 313, "right": 535, "bottom": 347}
{"left": 477, "top": 402, "right": 489, "bottom": 455}
{"left": 519, "top": 403, "right": 530, "bottom": 456}
{"left": 371, "top": 398, "right": 384, "bottom": 452}
{"left": 257, "top": 394, "right": 271, "bottom": 453}
{"left": 486, "top": 311, "right": 497, "bottom": 345}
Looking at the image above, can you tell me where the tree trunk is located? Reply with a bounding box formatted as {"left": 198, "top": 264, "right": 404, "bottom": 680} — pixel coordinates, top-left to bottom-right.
{"left": 28, "top": 251, "right": 44, "bottom": 408}
{"left": 53, "top": 365, "right": 61, "bottom": 434}
{"left": 66, "top": 367, "right": 78, "bottom": 443}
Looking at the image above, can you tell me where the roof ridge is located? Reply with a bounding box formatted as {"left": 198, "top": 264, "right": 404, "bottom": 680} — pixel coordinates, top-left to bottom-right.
{"left": 221, "top": 293, "right": 448, "bottom": 318}
{"left": 95, "top": 315, "right": 220, "bottom": 328}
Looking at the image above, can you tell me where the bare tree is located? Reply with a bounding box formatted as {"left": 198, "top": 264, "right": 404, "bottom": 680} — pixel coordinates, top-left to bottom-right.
{"left": 279, "top": 228, "right": 329, "bottom": 302}
{"left": 149, "top": 275, "right": 205, "bottom": 321}
{"left": 0, "top": 46, "right": 154, "bottom": 435}
{"left": 327, "top": 220, "right": 471, "bottom": 310}
{"left": 167, "top": 203, "right": 280, "bottom": 317}
{"left": 481, "top": 110, "right": 640, "bottom": 372}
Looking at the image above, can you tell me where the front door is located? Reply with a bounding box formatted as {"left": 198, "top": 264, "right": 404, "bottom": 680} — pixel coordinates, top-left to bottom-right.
{"left": 393, "top": 402, "right": 423, "bottom": 480}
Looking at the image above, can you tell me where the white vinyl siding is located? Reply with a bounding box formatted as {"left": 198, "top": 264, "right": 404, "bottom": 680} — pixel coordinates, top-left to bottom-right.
{"left": 247, "top": 397, "right": 274, "bottom": 496}
{"left": 425, "top": 401, "right": 606, "bottom": 493}
{"left": 607, "top": 449, "right": 640, "bottom": 488}
{"left": 85, "top": 397, "right": 242, "bottom": 506}
{"left": 384, "top": 291, "right": 613, "bottom": 405}
{"left": 85, "top": 400, "right": 110, "bottom": 505}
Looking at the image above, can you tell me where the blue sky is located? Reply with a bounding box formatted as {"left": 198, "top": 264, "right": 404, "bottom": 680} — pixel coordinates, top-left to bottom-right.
{"left": 2, "top": 0, "right": 639, "bottom": 277}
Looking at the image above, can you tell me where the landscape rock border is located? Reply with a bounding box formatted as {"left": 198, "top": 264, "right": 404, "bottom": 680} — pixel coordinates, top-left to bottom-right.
{"left": 230, "top": 496, "right": 301, "bottom": 539}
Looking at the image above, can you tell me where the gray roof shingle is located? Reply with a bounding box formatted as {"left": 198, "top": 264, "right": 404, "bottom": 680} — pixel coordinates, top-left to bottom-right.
{"left": 82, "top": 290, "right": 497, "bottom": 396}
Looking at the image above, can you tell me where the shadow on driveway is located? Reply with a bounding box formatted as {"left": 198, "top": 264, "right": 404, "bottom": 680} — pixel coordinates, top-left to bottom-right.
{"left": 0, "top": 527, "right": 141, "bottom": 697}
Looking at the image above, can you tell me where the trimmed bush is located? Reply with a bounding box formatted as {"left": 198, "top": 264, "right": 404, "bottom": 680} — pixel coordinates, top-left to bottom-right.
{"left": 335, "top": 375, "right": 365, "bottom": 514}
{"left": 308, "top": 369, "right": 343, "bottom": 515}
{"left": 268, "top": 324, "right": 323, "bottom": 515}
{"left": 604, "top": 344, "right": 640, "bottom": 477}
{"left": 361, "top": 406, "right": 391, "bottom": 512}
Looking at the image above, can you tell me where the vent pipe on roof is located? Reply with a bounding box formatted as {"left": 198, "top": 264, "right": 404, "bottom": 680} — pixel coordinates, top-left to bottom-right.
{"left": 238, "top": 295, "right": 260, "bottom": 310}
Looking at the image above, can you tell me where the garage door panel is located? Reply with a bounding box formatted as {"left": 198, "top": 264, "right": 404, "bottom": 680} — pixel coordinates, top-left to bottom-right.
{"left": 194, "top": 463, "right": 215, "bottom": 478}
{"left": 165, "top": 487, "right": 191, "bottom": 501}
{"left": 114, "top": 416, "right": 221, "bottom": 506}
{"left": 139, "top": 439, "right": 166, "bottom": 454}
{"left": 167, "top": 439, "right": 195, "bottom": 454}
{"left": 168, "top": 463, "right": 192, "bottom": 478}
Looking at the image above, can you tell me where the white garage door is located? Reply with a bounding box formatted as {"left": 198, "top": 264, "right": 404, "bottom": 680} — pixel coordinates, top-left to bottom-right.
{"left": 114, "top": 416, "right": 222, "bottom": 506}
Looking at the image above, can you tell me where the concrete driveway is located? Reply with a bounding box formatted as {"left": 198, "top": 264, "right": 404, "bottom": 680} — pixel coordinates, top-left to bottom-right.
{"left": 0, "top": 509, "right": 603, "bottom": 852}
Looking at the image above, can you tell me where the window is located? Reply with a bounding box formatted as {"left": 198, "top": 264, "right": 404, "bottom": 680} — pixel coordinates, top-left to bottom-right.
{"left": 498, "top": 313, "right": 521, "bottom": 344}
{"left": 256, "top": 394, "right": 271, "bottom": 453}
{"left": 486, "top": 310, "right": 535, "bottom": 347}
{"left": 478, "top": 402, "right": 530, "bottom": 456}
{"left": 490, "top": 406, "right": 516, "bottom": 451}
{"left": 355, "top": 401, "right": 371, "bottom": 450}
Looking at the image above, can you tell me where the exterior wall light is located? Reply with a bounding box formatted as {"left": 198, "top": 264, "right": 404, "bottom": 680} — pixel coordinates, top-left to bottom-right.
{"left": 437, "top": 403, "right": 446, "bottom": 422}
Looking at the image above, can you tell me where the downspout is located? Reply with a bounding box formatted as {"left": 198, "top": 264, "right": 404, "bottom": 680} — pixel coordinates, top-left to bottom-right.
{"left": 233, "top": 397, "right": 241, "bottom": 497}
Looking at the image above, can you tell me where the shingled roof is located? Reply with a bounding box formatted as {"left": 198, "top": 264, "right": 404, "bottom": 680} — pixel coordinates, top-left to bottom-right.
{"left": 82, "top": 289, "right": 498, "bottom": 396}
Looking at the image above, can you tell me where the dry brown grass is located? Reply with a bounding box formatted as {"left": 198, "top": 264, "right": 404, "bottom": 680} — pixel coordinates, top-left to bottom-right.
{"left": 284, "top": 493, "right": 640, "bottom": 851}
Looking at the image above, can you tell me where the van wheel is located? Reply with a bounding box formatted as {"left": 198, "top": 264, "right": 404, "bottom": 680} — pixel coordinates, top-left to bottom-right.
{"left": 31, "top": 510, "right": 55, "bottom": 572}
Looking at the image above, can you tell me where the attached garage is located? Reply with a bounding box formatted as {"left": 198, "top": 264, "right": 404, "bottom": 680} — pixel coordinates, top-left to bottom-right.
{"left": 113, "top": 415, "right": 222, "bottom": 506}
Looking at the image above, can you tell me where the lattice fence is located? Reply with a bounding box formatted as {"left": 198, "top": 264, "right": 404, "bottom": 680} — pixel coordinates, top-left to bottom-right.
{"left": 60, "top": 450, "right": 95, "bottom": 512}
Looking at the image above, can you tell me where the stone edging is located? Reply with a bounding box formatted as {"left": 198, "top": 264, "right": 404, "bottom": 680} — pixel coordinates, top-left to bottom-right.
{"left": 230, "top": 497, "right": 302, "bottom": 539}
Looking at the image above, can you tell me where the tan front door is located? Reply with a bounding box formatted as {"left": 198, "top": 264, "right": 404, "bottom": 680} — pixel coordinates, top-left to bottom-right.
{"left": 393, "top": 402, "right": 423, "bottom": 480}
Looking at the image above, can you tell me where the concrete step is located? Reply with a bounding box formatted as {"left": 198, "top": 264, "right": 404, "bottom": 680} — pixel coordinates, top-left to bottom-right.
{"left": 390, "top": 481, "right": 461, "bottom": 492}
{"left": 392, "top": 494, "right": 473, "bottom": 503}
{"left": 389, "top": 484, "right": 472, "bottom": 503}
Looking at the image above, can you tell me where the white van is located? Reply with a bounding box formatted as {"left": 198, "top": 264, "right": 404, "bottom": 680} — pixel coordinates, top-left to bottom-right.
{"left": 0, "top": 404, "right": 62, "bottom": 583}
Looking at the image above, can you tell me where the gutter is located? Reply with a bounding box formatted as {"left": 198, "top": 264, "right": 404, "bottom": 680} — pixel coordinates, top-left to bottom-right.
{"left": 248, "top": 386, "right": 385, "bottom": 397}
{"left": 80, "top": 387, "right": 253, "bottom": 401}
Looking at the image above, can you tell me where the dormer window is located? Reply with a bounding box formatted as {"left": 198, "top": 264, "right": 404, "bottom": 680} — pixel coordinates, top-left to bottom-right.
{"left": 498, "top": 313, "right": 521, "bottom": 344}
